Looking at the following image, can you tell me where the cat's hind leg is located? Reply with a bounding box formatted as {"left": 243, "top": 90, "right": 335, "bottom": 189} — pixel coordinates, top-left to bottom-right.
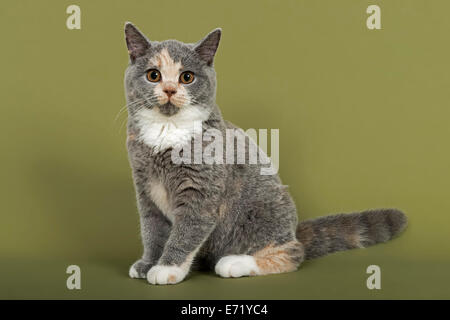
{"left": 215, "top": 240, "right": 304, "bottom": 278}
{"left": 215, "top": 255, "right": 260, "bottom": 278}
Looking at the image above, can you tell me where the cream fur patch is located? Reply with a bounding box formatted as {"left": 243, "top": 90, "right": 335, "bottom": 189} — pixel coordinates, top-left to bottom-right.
{"left": 149, "top": 181, "right": 173, "bottom": 222}
{"left": 149, "top": 48, "right": 188, "bottom": 107}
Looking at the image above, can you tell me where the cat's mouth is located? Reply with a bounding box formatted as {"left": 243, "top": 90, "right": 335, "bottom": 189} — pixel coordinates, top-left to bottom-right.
{"left": 157, "top": 102, "right": 180, "bottom": 116}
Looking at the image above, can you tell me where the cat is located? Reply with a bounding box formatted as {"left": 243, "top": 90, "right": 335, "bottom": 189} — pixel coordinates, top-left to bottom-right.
{"left": 123, "top": 23, "right": 407, "bottom": 285}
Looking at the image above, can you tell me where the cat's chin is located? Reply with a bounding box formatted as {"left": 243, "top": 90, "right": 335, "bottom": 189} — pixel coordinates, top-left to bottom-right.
{"left": 157, "top": 102, "right": 180, "bottom": 116}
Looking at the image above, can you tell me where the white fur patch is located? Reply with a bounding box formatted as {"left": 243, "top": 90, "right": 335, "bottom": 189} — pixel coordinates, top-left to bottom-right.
{"left": 147, "top": 265, "right": 188, "bottom": 285}
{"left": 136, "top": 106, "right": 209, "bottom": 152}
{"left": 149, "top": 181, "right": 173, "bottom": 222}
{"left": 215, "top": 255, "right": 260, "bottom": 278}
{"left": 129, "top": 265, "right": 143, "bottom": 279}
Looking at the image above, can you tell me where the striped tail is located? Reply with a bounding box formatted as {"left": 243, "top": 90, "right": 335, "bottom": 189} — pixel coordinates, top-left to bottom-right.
{"left": 296, "top": 208, "right": 407, "bottom": 260}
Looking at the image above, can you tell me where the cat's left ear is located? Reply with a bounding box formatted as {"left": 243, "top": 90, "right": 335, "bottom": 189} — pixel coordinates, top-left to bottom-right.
{"left": 194, "top": 28, "right": 222, "bottom": 66}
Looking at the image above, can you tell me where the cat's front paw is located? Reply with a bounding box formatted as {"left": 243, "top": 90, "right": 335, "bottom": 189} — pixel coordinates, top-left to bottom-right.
{"left": 146, "top": 265, "right": 187, "bottom": 285}
{"left": 129, "top": 259, "right": 153, "bottom": 279}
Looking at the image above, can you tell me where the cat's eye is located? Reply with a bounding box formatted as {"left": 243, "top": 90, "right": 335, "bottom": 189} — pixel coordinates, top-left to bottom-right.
{"left": 146, "top": 69, "right": 161, "bottom": 82}
{"left": 179, "top": 71, "right": 195, "bottom": 84}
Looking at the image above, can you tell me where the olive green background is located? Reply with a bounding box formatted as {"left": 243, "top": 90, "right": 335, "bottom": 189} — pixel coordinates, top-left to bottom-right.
{"left": 1, "top": 0, "right": 449, "bottom": 299}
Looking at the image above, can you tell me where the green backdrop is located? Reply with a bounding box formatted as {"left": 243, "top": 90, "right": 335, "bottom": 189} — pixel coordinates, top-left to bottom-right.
{"left": 1, "top": 0, "right": 449, "bottom": 299}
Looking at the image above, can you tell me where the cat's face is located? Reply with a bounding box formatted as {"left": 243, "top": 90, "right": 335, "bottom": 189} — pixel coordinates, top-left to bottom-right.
{"left": 124, "top": 23, "right": 221, "bottom": 117}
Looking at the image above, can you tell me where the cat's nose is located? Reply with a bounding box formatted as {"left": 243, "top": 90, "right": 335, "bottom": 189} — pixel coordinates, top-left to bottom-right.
{"left": 163, "top": 88, "right": 177, "bottom": 98}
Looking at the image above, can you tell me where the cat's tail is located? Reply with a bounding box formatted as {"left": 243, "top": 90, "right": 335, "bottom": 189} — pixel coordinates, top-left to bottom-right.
{"left": 296, "top": 208, "right": 407, "bottom": 260}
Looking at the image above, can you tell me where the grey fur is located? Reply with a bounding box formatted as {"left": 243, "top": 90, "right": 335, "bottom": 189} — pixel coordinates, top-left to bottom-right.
{"left": 123, "top": 23, "right": 408, "bottom": 283}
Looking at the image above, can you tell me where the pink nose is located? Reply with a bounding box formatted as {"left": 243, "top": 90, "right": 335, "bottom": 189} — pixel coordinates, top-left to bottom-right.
{"left": 163, "top": 88, "right": 177, "bottom": 98}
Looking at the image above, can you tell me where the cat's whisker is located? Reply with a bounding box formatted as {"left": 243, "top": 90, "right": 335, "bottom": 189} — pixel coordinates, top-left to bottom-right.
{"left": 114, "top": 105, "right": 130, "bottom": 123}
{"left": 119, "top": 115, "right": 129, "bottom": 133}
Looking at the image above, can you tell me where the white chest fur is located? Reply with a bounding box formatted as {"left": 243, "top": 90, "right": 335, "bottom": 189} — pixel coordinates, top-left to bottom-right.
{"left": 148, "top": 181, "right": 173, "bottom": 223}
{"left": 136, "top": 106, "right": 209, "bottom": 151}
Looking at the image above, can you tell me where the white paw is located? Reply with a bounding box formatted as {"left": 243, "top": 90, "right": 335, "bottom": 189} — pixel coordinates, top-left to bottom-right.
{"left": 215, "top": 255, "right": 260, "bottom": 278}
{"left": 129, "top": 265, "right": 141, "bottom": 278}
{"left": 128, "top": 260, "right": 152, "bottom": 279}
{"left": 146, "top": 265, "right": 187, "bottom": 285}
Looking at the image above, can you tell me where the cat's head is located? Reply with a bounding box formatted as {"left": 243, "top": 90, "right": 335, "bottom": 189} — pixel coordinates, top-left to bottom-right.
{"left": 124, "top": 23, "right": 221, "bottom": 117}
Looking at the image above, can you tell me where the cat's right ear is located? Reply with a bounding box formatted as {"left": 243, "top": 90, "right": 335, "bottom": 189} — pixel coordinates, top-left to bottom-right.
{"left": 125, "top": 22, "right": 150, "bottom": 63}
